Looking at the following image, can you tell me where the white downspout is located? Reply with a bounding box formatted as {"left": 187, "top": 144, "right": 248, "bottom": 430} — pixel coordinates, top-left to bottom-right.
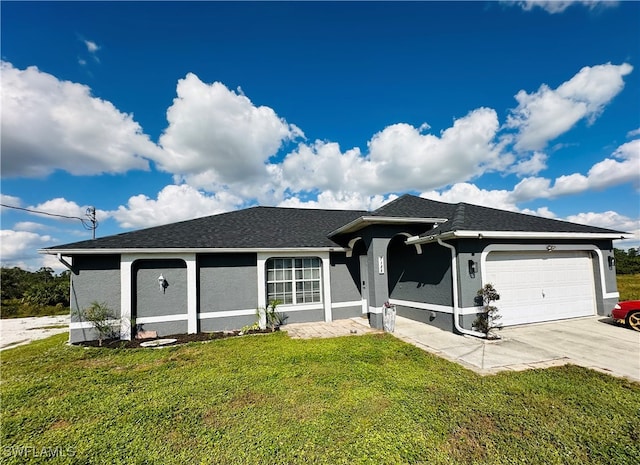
{"left": 436, "top": 238, "right": 486, "bottom": 338}
{"left": 56, "top": 253, "right": 75, "bottom": 273}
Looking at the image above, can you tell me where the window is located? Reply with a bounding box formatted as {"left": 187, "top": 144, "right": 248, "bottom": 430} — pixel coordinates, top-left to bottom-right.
{"left": 266, "top": 257, "right": 322, "bottom": 305}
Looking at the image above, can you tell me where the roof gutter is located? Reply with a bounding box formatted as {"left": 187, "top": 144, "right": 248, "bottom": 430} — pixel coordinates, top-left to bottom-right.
{"left": 436, "top": 238, "right": 486, "bottom": 339}
{"left": 407, "top": 230, "right": 632, "bottom": 245}
{"left": 328, "top": 216, "right": 448, "bottom": 237}
{"left": 38, "top": 246, "right": 350, "bottom": 256}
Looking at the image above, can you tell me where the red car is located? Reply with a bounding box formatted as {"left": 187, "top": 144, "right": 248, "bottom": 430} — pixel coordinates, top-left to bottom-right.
{"left": 611, "top": 301, "right": 640, "bottom": 331}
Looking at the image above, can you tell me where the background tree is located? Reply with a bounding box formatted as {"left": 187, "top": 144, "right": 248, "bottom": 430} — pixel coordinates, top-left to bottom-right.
{"left": 614, "top": 248, "right": 640, "bottom": 275}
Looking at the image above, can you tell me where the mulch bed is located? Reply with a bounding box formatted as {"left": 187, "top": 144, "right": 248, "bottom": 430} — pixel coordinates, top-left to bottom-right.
{"left": 73, "top": 328, "right": 279, "bottom": 348}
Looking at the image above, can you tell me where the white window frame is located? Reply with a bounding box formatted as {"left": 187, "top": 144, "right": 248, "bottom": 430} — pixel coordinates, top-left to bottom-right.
{"left": 265, "top": 257, "right": 322, "bottom": 305}
{"left": 257, "top": 251, "right": 332, "bottom": 322}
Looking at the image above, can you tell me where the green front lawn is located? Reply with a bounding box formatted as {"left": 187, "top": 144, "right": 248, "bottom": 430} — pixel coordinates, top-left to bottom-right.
{"left": 1, "top": 333, "right": 638, "bottom": 464}
{"left": 617, "top": 274, "right": 640, "bottom": 301}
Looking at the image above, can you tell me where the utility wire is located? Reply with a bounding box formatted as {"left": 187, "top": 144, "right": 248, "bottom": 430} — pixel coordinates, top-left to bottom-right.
{"left": 1, "top": 203, "right": 98, "bottom": 239}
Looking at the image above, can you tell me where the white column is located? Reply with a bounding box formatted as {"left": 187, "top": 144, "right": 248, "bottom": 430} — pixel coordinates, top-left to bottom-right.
{"left": 322, "top": 254, "right": 332, "bottom": 322}
{"left": 120, "top": 256, "right": 134, "bottom": 340}
{"left": 186, "top": 254, "right": 197, "bottom": 334}
{"left": 256, "top": 253, "right": 267, "bottom": 328}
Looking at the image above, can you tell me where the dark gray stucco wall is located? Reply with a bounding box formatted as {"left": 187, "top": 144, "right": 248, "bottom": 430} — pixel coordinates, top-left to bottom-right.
{"left": 69, "top": 255, "right": 121, "bottom": 343}
{"left": 329, "top": 252, "right": 362, "bottom": 319}
{"left": 134, "top": 259, "right": 187, "bottom": 318}
{"left": 387, "top": 240, "right": 453, "bottom": 307}
{"left": 198, "top": 253, "right": 258, "bottom": 332}
{"left": 199, "top": 253, "right": 258, "bottom": 312}
{"left": 70, "top": 255, "right": 121, "bottom": 320}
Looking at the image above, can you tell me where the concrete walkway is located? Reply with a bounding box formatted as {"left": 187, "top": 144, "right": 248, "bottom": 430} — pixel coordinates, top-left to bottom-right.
{"left": 282, "top": 315, "right": 640, "bottom": 382}
{"left": 0, "top": 315, "right": 70, "bottom": 351}
{"left": 283, "top": 317, "right": 382, "bottom": 339}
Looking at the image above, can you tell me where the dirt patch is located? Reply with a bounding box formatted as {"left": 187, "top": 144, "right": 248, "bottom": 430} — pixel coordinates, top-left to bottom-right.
{"left": 73, "top": 328, "right": 278, "bottom": 348}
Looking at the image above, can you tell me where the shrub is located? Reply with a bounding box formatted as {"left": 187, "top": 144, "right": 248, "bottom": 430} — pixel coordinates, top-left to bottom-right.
{"left": 74, "top": 301, "right": 120, "bottom": 346}
{"left": 473, "top": 284, "right": 502, "bottom": 338}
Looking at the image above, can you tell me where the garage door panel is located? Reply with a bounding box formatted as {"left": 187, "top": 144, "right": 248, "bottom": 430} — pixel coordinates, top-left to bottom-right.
{"left": 485, "top": 251, "right": 596, "bottom": 326}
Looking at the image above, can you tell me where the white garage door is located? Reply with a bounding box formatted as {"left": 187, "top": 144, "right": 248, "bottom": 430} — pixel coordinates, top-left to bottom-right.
{"left": 484, "top": 250, "right": 596, "bottom": 327}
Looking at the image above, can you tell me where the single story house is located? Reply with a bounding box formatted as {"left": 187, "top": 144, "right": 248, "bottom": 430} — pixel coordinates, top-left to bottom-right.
{"left": 40, "top": 194, "right": 628, "bottom": 343}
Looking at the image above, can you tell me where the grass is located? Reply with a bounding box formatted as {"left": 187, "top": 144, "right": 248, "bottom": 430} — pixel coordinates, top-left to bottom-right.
{"left": 1, "top": 333, "right": 639, "bottom": 464}
{"left": 617, "top": 274, "right": 640, "bottom": 301}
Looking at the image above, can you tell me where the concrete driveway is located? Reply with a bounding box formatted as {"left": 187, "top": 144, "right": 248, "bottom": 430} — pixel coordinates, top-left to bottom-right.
{"left": 391, "top": 315, "right": 640, "bottom": 382}
{"left": 500, "top": 317, "right": 640, "bottom": 381}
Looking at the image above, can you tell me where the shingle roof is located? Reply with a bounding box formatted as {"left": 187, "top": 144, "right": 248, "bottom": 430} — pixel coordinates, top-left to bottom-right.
{"left": 43, "top": 195, "right": 625, "bottom": 253}
{"left": 370, "top": 194, "right": 457, "bottom": 219}
{"left": 423, "top": 201, "right": 623, "bottom": 236}
{"left": 371, "top": 194, "right": 623, "bottom": 235}
{"left": 45, "top": 206, "right": 366, "bottom": 251}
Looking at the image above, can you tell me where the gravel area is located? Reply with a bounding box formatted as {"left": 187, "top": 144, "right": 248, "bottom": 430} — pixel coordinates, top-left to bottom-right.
{"left": 0, "top": 315, "right": 70, "bottom": 351}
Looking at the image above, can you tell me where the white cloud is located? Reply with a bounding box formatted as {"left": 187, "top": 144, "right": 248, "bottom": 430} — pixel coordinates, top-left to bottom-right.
{"left": 511, "top": 138, "right": 640, "bottom": 201}
{"left": 424, "top": 137, "right": 638, "bottom": 218}
{"left": 156, "top": 74, "right": 303, "bottom": 189}
{"left": 510, "top": 1, "right": 618, "bottom": 14}
{"left": 278, "top": 191, "right": 396, "bottom": 211}
{"left": 0, "top": 194, "right": 22, "bottom": 208}
{"left": 25, "top": 198, "right": 110, "bottom": 225}
{"left": 0, "top": 230, "right": 53, "bottom": 263}
{"left": 566, "top": 210, "right": 638, "bottom": 249}
{"left": 278, "top": 108, "right": 505, "bottom": 199}
{"left": 508, "top": 151, "right": 548, "bottom": 176}
{"left": 627, "top": 128, "right": 640, "bottom": 138}
{"left": 0, "top": 61, "right": 161, "bottom": 177}
{"left": 421, "top": 183, "right": 518, "bottom": 211}
{"left": 506, "top": 63, "right": 632, "bottom": 151}
{"left": 111, "top": 184, "right": 243, "bottom": 229}
{"left": 84, "top": 40, "right": 99, "bottom": 54}
{"left": 14, "top": 221, "right": 47, "bottom": 232}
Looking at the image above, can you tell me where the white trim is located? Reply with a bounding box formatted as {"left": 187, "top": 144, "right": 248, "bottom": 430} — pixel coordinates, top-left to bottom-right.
{"left": 407, "top": 230, "right": 631, "bottom": 245}
{"left": 321, "top": 255, "right": 332, "bottom": 322}
{"left": 186, "top": 254, "right": 197, "bottom": 334}
{"left": 70, "top": 320, "right": 120, "bottom": 330}
{"left": 369, "top": 306, "right": 384, "bottom": 314}
{"left": 258, "top": 252, "right": 330, "bottom": 303}
{"left": 41, "top": 246, "right": 347, "bottom": 256}
{"left": 120, "top": 257, "right": 133, "bottom": 340}
{"left": 199, "top": 309, "right": 256, "bottom": 319}
{"left": 277, "top": 303, "right": 324, "bottom": 312}
{"left": 329, "top": 216, "right": 448, "bottom": 236}
{"left": 136, "top": 314, "right": 188, "bottom": 324}
{"left": 345, "top": 237, "right": 363, "bottom": 258}
{"left": 332, "top": 300, "right": 363, "bottom": 309}
{"left": 389, "top": 300, "right": 480, "bottom": 316}
{"left": 480, "top": 243, "right": 618, "bottom": 300}
{"left": 120, "top": 252, "right": 200, "bottom": 340}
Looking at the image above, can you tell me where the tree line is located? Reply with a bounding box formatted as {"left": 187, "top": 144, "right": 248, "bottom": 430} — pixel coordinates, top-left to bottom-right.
{"left": 613, "top": 248, "right": 640, "bottom": 275}
{"left": 1, "top": 267, "right": 71, "bottom": 317}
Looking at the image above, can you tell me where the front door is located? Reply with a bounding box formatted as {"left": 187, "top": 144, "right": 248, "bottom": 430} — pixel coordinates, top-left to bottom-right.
{"left": 359, "top": 254, "right": 369, "bottom": 314}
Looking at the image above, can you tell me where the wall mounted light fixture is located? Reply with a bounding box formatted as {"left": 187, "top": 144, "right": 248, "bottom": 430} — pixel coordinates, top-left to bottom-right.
{"left": 608, "top": 256, "right": 615, "bottom": 269}
{"left": 158, "top": 274, "right": 169, "bottom": 293}
{"left": 468, "top": 260, "right": 477, "bottom": 277}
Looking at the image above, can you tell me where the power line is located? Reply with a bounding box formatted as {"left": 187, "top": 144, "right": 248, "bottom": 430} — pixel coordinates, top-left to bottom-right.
{"left": 1, "top": 203, "right": 98, "bottom": 239}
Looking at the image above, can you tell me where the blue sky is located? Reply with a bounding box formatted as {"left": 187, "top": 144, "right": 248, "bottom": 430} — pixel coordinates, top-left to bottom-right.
{"left": 1, "top": 1, "right": 639, "bottom": 270}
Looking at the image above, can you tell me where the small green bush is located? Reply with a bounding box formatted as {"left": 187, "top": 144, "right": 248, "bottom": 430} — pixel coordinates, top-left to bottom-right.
{"left": 73, "top": 301, "right": 119, "bottom": 346}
